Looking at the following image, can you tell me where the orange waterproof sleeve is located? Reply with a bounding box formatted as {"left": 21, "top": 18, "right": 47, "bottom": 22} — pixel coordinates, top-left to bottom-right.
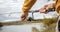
{"left": 55, "top": 0, "right": 60, "bottom": 15}
{"left": 22, "top": 0, "right": 37, "bottom": 13}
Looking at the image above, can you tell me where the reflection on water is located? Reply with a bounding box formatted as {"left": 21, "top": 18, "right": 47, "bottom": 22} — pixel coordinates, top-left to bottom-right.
{"left": 0, "top": 23, "right": 45, "bottom": 32}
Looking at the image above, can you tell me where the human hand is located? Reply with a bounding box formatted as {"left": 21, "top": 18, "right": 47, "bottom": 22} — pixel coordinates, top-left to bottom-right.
{"left": 20, "top": 12, "right": 28, "bottom": 21}
{"left": 39, "top": 4, "right": 54, "bottom": 13}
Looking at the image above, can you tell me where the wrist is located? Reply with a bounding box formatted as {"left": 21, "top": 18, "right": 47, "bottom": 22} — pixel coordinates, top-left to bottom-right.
{"left": 22, "top": 11, "right": 28, "bottom": 16}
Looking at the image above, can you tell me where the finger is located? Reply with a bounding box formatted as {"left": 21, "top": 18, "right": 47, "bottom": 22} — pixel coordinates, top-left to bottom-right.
{"left": 21, "top": 16, "right": 26, "bottom": 21}
{"left": 39, "top": 9, "right": 46, "bottom": 13}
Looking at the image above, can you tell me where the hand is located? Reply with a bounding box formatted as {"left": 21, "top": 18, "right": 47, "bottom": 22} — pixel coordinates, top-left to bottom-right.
{"left": 39, "top": 4, "right": 53, "bottom": 13}
{"left": 20, "top": 12, "right": 28, "bottom": 21}
{"left": 39, "top": 5, "right": 48, "bottom": 13}
{"left": 39, "top": 7, "right": 47, "bottom": 13}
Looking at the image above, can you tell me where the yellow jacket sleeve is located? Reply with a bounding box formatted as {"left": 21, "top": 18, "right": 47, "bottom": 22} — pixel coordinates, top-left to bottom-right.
{"left": 22, "top": 0, "right": 37, "bottom": 13}
{"left": 55, "top": 0, "right": 60, "bottom": 15}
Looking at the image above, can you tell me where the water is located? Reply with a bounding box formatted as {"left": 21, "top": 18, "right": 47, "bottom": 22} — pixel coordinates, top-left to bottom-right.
{"left": 0, "top": 23, "right": 47, "bottom": 32}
